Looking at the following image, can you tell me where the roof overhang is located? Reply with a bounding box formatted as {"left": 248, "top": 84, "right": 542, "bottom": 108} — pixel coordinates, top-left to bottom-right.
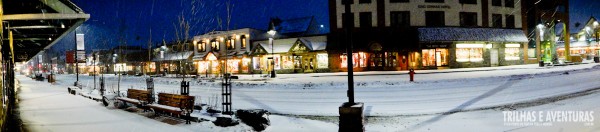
{"left": 418, "top": 27, "right": 529, "bottom": 43}
{"left": 2, "top": 0, "right": 90, "bottom": 62}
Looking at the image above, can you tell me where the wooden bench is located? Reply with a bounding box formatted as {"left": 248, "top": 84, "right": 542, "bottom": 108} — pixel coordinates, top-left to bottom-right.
{"left": 148, "top": 93, "right": 195, "bottom": 124}
{"left": 116, "top": 89, "right": 151, "bottom": 107}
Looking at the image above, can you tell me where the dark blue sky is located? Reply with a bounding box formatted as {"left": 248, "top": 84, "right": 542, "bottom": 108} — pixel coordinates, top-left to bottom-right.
{"left": 51, "top": 0, "right": 329, "bottom": 52}
{"left": 50, "top": 0, "right": 600, "bottom": 53}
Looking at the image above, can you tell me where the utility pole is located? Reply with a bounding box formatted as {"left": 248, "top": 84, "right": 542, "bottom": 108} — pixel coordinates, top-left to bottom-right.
{"left": 338, "top": 0, "right": 364, "bottom": 131}
{"left": 343, "top": 0, "right": 355, "bottom": 105}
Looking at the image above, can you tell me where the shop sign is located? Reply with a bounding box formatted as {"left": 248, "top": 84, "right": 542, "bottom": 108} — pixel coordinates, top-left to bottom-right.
{"left": 424, "top": 44, "right": 449, "bottom": 48}
{"left": 418, "top": 5, "right": 451, "bottom": 9}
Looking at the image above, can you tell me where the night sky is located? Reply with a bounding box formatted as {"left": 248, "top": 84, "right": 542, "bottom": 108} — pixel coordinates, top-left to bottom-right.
{"left": 49, "top": 0, "right": 600, "bottom": 54}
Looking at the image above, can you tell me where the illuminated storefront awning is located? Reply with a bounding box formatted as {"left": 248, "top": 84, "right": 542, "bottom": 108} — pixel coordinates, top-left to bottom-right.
{"left": 556, "top": 41, "right": 597, "bottom": 48}
{"left": 418, "top": 27, "right": 529, "bottom": 42}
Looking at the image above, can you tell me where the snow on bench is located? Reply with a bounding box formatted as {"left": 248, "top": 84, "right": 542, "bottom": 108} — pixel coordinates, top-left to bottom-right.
{"left": 117, "top": 89, "right": 151, "bottom": 107}
{"left": 147, "top": 103, "right": 182, "bottom": 112}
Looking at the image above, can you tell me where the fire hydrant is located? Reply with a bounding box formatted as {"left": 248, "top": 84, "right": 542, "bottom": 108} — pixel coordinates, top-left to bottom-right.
{"left": 409, "top": 69, "right": 415, "bottom": 82}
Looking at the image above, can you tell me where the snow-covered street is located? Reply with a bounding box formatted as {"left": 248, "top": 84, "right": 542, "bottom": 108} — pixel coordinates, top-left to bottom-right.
{"left": 16, "top": 63, "right": 600, "bottom": 131}
{"left": 52, "top": 63, "right": 600, "bottom": 116}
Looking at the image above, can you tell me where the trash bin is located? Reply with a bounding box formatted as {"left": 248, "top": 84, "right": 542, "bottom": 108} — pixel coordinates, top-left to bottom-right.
{"left": 594, "top": 57, "right": 599, "bottom": 63}
{"left": 539, "top": 61, "right": 545, "bottom": 67}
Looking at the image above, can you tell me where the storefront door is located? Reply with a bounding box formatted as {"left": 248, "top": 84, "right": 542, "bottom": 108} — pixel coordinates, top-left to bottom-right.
{"left": 370, "top": 53, "right": 384, "bottom": 70}
{"left": 490, "top": 49, "right": 499, "bottom": 66}
{"left": 435, "top": 51, "right": 442, "bottom": 67}
{"left": 422, "top": 48, "right": 449, "bottom": 67}
{"left": 294, "top": 56, "right": 302, "bottom": 72}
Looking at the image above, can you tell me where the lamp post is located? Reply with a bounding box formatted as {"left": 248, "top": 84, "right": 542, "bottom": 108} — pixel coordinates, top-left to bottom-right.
{"left": 267, "top": 30, "right": 277, "bottom": 78}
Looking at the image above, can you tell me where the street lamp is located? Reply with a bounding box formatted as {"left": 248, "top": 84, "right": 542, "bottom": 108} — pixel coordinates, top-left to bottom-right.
{"left": 267, "top": 29, "right": 277, "bottom": 78}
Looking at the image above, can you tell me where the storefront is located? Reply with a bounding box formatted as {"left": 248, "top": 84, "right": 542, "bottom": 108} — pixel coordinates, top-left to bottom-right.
{"left": 251, "top": 36, "right": 329, "bottom": 73}
{"left": 334, "top": 42, "right": 404, "bottom": 72}
{"left": 418, "top": 27, "right": 528, "bottom": 68}
{"left": 421, "top": 43, "right": 450, "bottom": 68}
{"left": 152, "top": 51, "right": 194, "bottom": 74}
{"left": 557, "top": 41, "right": 600, "bottom": 61}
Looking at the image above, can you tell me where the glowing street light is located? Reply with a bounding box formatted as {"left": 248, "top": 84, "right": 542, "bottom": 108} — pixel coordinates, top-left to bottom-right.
{"left": 267, "top": 29, "right": 277, "bottom": 78}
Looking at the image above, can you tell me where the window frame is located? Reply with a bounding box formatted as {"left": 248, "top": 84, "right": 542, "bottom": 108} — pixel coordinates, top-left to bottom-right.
{"left": 390, "top": 0, "right": 409, "bottom": 3}
{"left": 459, "top": 12, "right": 478, "bottom": 27}
{"left": 342, "top": 12, "right": 355, "bottom": 28}
{"left": 491, "top": 14, "right": 503, "bottom": 28}
{"left": 505, "top": 15, "right": 515, "bottom": 28}
{"left": 459, "top": 0, "right": 477, "bottom": 4}
{"left": 390, "top": 11, "right": 410, "bottom": 27}
{"left": 226, "top": 38, "right": 235, "bottom": 50}
{"left": 505, "top": 0, "right": 514, "bottom": 7}
{"left": 211, "top": 39, "right": 220, "bottom": 51}
{"left": 359, "top": 12, "right": 373, "bottom": 28}
{"left": 425, "top": 11, "right": 445, "bottom": 27}
{"left": 492, "top": 0, "right": 502, "bottom": 6}
{"left": 425, "top": 0, "right": 444, "bottom": 3}
{"left": 241, "top": 35, "right": 247, "bottom": 48}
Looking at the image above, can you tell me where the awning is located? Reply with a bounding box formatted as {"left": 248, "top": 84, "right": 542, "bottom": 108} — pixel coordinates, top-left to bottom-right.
{"left": 418, "top": 27, "right": 529, "bottom": 43}
{"left": 556, "top": 41, "right": 599, "bottom": 48}
{"left": 3, "top": 0, "right": 90, "bottom": 62}
{"left": 153, "top": 51, "right": 193, "bottom": 61}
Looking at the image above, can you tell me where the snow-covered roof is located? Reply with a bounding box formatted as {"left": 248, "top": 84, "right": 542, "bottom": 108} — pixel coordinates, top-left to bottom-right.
{"left": 153, "top": 51, "right": 193, "bottom": 61}
{"left": 556, "top": 41, "right": 599, "bottom": 48}
{"left": 298, "top": 36, "right": 327, "bottom": 51}
{"left": 254, "top": 38, "right": 297, "bottom": 54}
{"left": 418, "top": 27, "right": 529, "bottom": 42}
{"left": 273, "top": 17, "right": 313, "bottom": 34}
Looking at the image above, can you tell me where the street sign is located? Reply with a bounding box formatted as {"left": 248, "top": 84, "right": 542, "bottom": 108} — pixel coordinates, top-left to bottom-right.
{"left": 76, "top": 34, "right": 85, "bottom": 50}
{"left": 66, "top": 51, "right": 75, "bottom": 63}
{"left": 76, "top": 51, "right": 85, "bottom": 62}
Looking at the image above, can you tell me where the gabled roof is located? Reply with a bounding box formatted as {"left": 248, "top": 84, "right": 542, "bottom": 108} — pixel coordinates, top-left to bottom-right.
{"left": 253, "top": 38, "right": 297, "bottom": 54}
{"left": 271, "top": 16, "right": 314, "bottom": 34}
{"left": 298, "top": 36, "right": 327, "bottom": 51}
{"left": 418, "top": 27, "right": 529, "bottom": 42}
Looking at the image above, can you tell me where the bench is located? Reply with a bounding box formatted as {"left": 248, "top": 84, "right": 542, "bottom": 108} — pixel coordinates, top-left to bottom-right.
{"left": 148, "top": 93, "right": 195, "bottom": 124}
{"left": 116, "top": 89, "right": 152, "bottom": 107}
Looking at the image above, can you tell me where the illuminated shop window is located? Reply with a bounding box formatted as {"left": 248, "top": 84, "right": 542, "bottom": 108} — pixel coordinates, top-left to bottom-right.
{"left": 252, "top": 57, "right": 261, "bottom": 70}
{"left": 341, "top": 52, "right": 367, "bottom": 68}
{"left": 505, "top": 44, "right": 520, "bottom": 60}
{"left": 226, "top": 59, "right": 240, "bottom": 73}
{"left": 386, "top": 52, "right": 398, "bottom": 67}
{"left": 317, "top": 53, "right": 328, "bottom": 68}
{"left": 456, "top": 44, "right": 484, "bottom": 62}
{"left": 282, "top": 56, "right": 294, "bottom": 69}
{"left": 422, "top": 49, "right": 448, "bottom": 66}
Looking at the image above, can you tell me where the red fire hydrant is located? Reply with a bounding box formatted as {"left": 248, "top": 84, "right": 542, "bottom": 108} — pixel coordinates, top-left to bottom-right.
{"left": 409, "top": 69, "right": 415, "bottom": 82}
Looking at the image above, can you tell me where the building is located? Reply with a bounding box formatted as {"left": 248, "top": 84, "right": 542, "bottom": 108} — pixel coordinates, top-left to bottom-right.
{"left": 251, "top": 35, "right": 329, "bottom": 74}
{"left": 557, "top": 17, "right": 600, "bottom": 62}
{"left": 192, "top": 28, "right": 268, "bottom": 75}
{"left": 152, "top": 41, "right": 195, "bottom": 75}
{"left": 328, "top": 0, "right": 528, "bottom": 71}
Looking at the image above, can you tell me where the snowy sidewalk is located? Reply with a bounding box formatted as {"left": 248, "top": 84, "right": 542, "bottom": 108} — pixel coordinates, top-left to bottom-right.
{"left": 16, "top": 76, "right": 191, "bottom": 132}
{"left": 16, "top": 75, "right": 338, "bottom": 131}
